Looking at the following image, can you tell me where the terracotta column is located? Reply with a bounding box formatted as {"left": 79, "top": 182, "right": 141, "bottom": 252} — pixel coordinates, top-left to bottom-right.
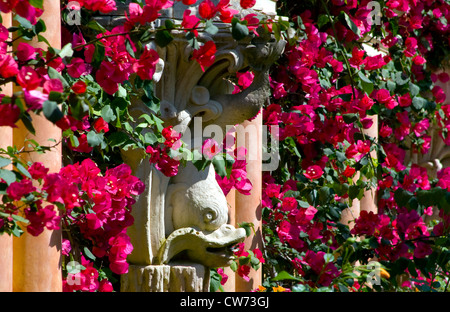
{"left": 12, "top": 0, "right": 62, "bottom": 292}
{"left": 234, "top": 112, "right": 263, "bottom": 291}
{"left": 222, "top": 189, "right": 237, "bottom": 292}
{"left": 360, "top": 115, "right": 378, "bottom": 214}
{"left": 0, "top": 11, "right": 13, "bottom": 292}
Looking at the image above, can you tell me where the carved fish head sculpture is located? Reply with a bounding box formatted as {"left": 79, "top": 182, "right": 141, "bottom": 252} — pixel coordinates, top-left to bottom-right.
{"left": 157, "top": 162, "right": 246, "bottom": 267}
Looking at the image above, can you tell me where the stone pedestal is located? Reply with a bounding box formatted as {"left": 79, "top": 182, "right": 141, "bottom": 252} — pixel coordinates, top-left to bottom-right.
{"left": 121, "top": 263, "right": 209, "bottom": 292}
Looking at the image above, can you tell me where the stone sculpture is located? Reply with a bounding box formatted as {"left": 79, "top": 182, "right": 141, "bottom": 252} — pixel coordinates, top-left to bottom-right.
{"left": 120, "top": 1, "right": 285, "bottom": 292}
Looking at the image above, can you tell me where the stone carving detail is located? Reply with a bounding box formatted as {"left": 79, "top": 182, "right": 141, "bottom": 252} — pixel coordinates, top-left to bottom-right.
{"left": 120, "top": 1, "right": 285, "bottom": 291}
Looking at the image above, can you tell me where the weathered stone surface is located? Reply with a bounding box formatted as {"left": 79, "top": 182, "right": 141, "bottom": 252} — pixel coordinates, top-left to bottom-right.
{"left": 121, "top": 263, "right": 209, "bottom": 292}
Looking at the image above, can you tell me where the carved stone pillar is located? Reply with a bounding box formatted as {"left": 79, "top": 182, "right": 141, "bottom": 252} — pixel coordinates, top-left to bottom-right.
{"left": 120, "top": 0, "right": 284, "bottom": 292}
{"left": 11, "top": 0, "right": 63, "bottom": 292}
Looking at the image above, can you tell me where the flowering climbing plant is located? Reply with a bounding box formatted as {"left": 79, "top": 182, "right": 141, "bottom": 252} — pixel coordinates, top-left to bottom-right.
{"left": 0, "top": 0, "right": 449, "bottom": 293}
{"left": 258, "top": 0, "right": 450, "bottom": 292}
{"left": 0, "top": 0, "right": 270, "bottom": 292}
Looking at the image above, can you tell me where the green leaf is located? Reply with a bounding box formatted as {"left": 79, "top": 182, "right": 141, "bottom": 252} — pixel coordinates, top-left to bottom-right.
{"left": 0, "top": 169, "right": 16, "bottom": 185}
{"left": 232, "top": 22, "right": 249, "bottom": 41}
{"left": 83, "top": 247, "right": 96, "bottom": 260}
{"left": 144, "top": 132, "right": 158, "bottom": 145}
{"left": 271, "top": 271, "right": 302, "bottom": 282}
{"left": 20, "top": 113, "right": 36, "bottom": 135}
{"left": 91, "top": 43, "right": 105, "bottom": 68}
{"left": 209, "top": 269, "right": 224, "bottom": 292}
{"left": 204, "top": 20, "right": 219, "bottom": 35}
{"left": 15, "top": 162, "right": 31, "bottom": 179}
{"left": 412, "top": 97, "right": 427, "bottom": 110}
{"left": 14, "top": 14, "right": 32, "bottom": 29}
{"left": 29, "top": 0, "right": 44, "bottom": 8}
{"left": 11, "top": 214, "right": 29, "bottom": 224}
{"left": 59, "top": 43, "right": 73, "bottom": 59}
{"left": 155, "top": 29, "right": 174, "bottom": 48}
{"left": 107, "top": 132, "right": 131, "bottom": 148}
{"left": 212, "top": 157, "right": 227, "bottom": 178}
{"left": 342, "top": 113, "right": 358, "bottom": 124}
{"left": 317, "top": 14, "right": 330, "bottom": 29}
{"left": 339, "top": 12, "right": 361, "bottom": 37}
{"left": 47, "top": 67, "right": 69, "bottom": 88}
{"left": 100, "top": 105, "right": 116, "bottom": 123}
{"left": 86, "top": 131, "right": 103, "bottom": 147}
{"left": 43, "top": 100, "right": 64, "bottom": 123}
{"left": 86, "top": 20, "right": 106, "bottom": 33}
{"left": 0, "top": 157, "right": 12, "bottom": 168}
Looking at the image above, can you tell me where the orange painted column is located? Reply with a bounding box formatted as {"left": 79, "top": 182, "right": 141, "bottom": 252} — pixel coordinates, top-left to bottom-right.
{"left": 340, "top": 115, "right": 378, "bottom": 229}
{"left": 223, "top": 189, "right": 237, "bottom": 292}
{"left": 360, "top": 115, "right": 378, "bottom": 214}
{"left": 0, "top": 12, "right": 13, "bottom": 292}
{"left": 235, "top": 112, "right": 263, "bottom": 291}
{"left": 12, "top": 0, "right": 62, "bottom": 292}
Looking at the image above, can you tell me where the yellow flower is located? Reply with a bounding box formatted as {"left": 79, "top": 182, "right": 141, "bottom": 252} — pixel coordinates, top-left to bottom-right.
{"left": 380, "top": 268, "right": 390, "bottom": 279}
{"left": 256, "top": 285, "right": 267, "bottom": 292}
{"left": 272, "top": 285, "right": 286, "bottom": 292}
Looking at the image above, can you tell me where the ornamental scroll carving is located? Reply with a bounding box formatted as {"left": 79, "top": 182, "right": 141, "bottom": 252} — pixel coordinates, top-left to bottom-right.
{"left": 119, "top": 2, "right": 285, "bottom": 291}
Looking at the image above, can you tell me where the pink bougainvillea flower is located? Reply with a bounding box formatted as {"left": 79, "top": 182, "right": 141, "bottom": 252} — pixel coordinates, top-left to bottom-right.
{"left": 71, "top": 80, "right": 87, "bottom": 94}
{"left": 253, "top": 248, "right": 265, "bottom": 263}
{"left": 363, "top": 54, "right": 387, "bottom": 70}
{"left": 240, "top": 0, "right": 256, "bottom": 9}
{"left": 14, "top": 0, "right": 44, "bottom": 25}
{"left": 192, "top": 41, "right": 216, "bottom": 71}
{"left": 43, "top": 78, "right": 64, "bottom": 94}
{"left": 133, "top": 47, "right": 159, "bottom": 81}
{"left": 342, "top": 165, "right": 356, "bottom": 178}
{"left": 81, "top": 0, "right": 117, "bottom": 14}
{"left": 16, "top": 42, "right": 36, "bottom": 62}
{"left": 398, "top": 93, "right": 412, "bottom": 107}
{"left": 0, "top": 53, "right": 19, "bottom": 78}
{"left": 28, "top": 162, "right": 49, "bottom": 180}
{"left": 17, "top": 66, "right": 41, "bottom": 90}
{"left": 237, "top": 264, "right": 251, "bottom": 281}
{"left": 432, "top": 85, "right": 446, "bottom": 103}
{"left": 216, "top": 0, "right": 239, "bottom": 23}
{"left": 349, "top": 46, "right": 365, "bottom": 68}
{"left": 25, "top": 204, "right": 61, "bottom": 237}
{"left": 199, "top": 0, "right": 217, "bottom": 19}
{"left": 98, "top": 279, "right": 114, "bottom": 292}
{"left": 93, "top": 117, "right": 109, "bottom": 133}
{"left": 182, "top": 10, "right": 201, "bottom": 37}
{"left": 217, "top": 267, "right": 228, "bottom": 285}
{"left": 62, "top": 239, "right": 72, "bottom": 256}
{"left": 438, "top": 72, "right": 450, "bottom": 83}
{"left": 7, "top": 179, "right": 36, "bottom": 201}
{"left": 0, "top": 103, "right": 20, "bottom": 127}
{"left": 67, "top": 57, "right": 92, "bottom": 78}
{"left": 350, "top": 210, "right": 379, "bottom": 236}
{"left": 162, "top": 125, "right": 182, "bottom": 149}
{"left": 96, "top": 61, "right": 119, "bottom": 95}
{"left": 304, "top": 165, "right": 323, "bottom": 180}
{"left": 404, "top": 37, "right": 418, "bottom": 57}
{"left": 108, "top": 233, "right": 133, "bottom": 274}
{"left": 236, "top": 71, "right": 254, "bottom": 90}
{"left": 379, "top": 123, "right": 393, "bottom": 138}
{"left": 68, "top": 133, "right": 94, "bottom": 154}
{"left": 23, "top": 89, "right": 48, "bottom": 111}
{"left": 0, "top": 0, "right": 18, "bottom": 13}
{"left": 412, "top": 55, "right": 426, "bottom": 65}
{"left": 202, "top": 138, "right": 220, "bottom": 159}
